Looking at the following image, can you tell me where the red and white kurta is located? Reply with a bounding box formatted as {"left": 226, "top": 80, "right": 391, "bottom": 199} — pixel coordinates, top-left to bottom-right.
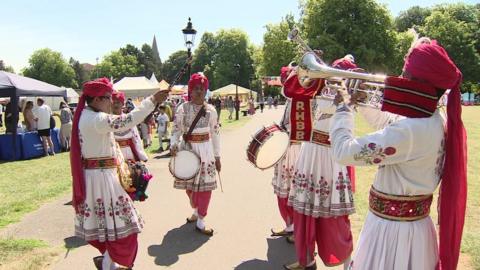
{"left": 114, "top": 125, "right": 148, "bottom": 162}
{"left": 330, "top": 106, "right": 445, "bottom": 270}
{"left": 170, "top": 102, "right": 220, "bottom": 192}
{"left": 74, "top": 98, "right": 155, "bottom": 242}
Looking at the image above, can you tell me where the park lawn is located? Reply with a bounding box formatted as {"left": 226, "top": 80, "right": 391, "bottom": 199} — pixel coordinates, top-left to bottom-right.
{"left": 0, "top": 238, "right": 61, "bottom": 270}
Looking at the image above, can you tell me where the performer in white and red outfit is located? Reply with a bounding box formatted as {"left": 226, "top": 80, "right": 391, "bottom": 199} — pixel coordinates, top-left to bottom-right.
{"left": 271, "top": 65, "right": 301, "bottom": 238}
{"left": 170, "top": 73, "right": 221, "bottom": 236}
{"left": 70, "top": 78, "right": 167, "bottom": 270}
{"left": 111, "top": 90, "right": 148, "bottom": 162}
{"left": 330, "top": 39, "right": 467, "bottom": 270}
{"left": 284, "top": 57, "right": 357, "bottom": 270}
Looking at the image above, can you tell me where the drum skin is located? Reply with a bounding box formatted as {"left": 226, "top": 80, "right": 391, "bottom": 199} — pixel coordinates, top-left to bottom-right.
{"left": 169, "top": 150, "right": 201, "bottom": 180}
{"left": 246, "top": 124, "right": 290, "bottom": 170}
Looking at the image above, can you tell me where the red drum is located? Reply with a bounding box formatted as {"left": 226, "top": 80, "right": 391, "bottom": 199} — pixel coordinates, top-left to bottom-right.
{"left": 246, "top": 124, "right": 290, "bottom": 170}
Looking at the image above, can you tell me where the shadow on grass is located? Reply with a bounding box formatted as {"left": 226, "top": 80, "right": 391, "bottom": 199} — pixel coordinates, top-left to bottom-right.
{"left": 147, "top": 223, "right": 210, "bottom": 266}
{"left": 234, "top": 237, "right": 296, "bottom": 270}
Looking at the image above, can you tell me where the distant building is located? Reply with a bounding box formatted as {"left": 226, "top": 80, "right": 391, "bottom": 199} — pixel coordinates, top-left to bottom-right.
{"left": 152, "top": 35, "right": 162, "bottom": 64}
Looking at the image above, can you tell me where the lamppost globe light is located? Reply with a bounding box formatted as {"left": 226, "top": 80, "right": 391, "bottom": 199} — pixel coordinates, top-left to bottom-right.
{"left": 182, "top": 17, "right": 196, "bottom": 78}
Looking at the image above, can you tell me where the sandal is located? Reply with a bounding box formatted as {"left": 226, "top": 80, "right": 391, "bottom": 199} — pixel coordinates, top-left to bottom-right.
{"left": 286, "top": 235, "right": 295, "bottom": 244}
{"left": 271, "top": 228, "right": 294, "bottom": 237}
{"left": 93, "top": 256, "right": 103, "bottom": 270}
{"left": 186, "top": 215, "right": 198, "bottom": 223}
{"left": 195, "top": 226, "right": 214, "bottom": 236}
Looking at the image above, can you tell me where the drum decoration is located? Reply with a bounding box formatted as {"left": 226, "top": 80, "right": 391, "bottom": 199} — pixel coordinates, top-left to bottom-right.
{"left": 246, "top": 124, "right": 290, "bottom": 170}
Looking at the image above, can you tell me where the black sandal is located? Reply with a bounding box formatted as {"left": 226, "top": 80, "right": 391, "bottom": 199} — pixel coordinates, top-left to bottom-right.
{"left": 93, "top": 256, "right": 104, "bottom": 270}
{"left": 195, "top": 226, "right": 214, "bottom": 236}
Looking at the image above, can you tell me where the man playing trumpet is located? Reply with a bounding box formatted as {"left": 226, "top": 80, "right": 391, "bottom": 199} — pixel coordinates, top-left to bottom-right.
{"left": 330, "top": 38, "right": 467, "bottom": 270}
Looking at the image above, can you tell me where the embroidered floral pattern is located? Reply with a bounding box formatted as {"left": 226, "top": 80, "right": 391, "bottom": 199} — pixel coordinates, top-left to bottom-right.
{"left": 335, "top": 172, "right": 354, "bottom": 203}
{"left": 94, "top": 198, "right": 106, "bottom": 229}
{"left": 354, "top": 143, "right": 396, "bottom": 165}
{"left": 113, "top": 195, "right": 135, "bottom": 225}
{"left": 75, "top": 202, "right": 91, "bottom": 228}
{"left": 108, "top": 114, "right": 133, "bottom": 130}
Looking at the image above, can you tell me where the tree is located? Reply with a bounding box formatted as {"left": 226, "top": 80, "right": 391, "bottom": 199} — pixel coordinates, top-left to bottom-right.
{"left": 262, "top": 14, "right": 298, "bottom": 76}
{"left": 394, "top": 6, "right": 432, "bottom": 32}
{"left": 0, "top": 60, "right": 15, "bottom": 73}
{"left": 23, "top": 48, "right": 77, "bottom": 88}
{"left": 93, "top": 51, "right": 140, "bottom": 81}
{"left": 301, "top": 0, "right": 397, "bottom": 73}
{"left": 421, "top": 4, "right": 480, "bottom": 92}
{"left": 69, "top": 57, "right": 90, "bottom": 88}
{"left": 161, "top": 50, "right": 190, "bottom": 85}
{"left": 211, "top": 29, "right": 255, "bottom": 90}
{"left": 192, "top": 32, "right": 217, "bottom": 86}
{"left": 389, "top": 31, "right": 415, "bottom": 75}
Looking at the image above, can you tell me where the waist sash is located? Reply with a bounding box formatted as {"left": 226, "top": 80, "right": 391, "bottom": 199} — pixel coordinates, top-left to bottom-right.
{"left": 369, "top": 186, "right": 433, "bottom": 221}
{"left": 83, "top": 157, "right": 119, "bottom": 169}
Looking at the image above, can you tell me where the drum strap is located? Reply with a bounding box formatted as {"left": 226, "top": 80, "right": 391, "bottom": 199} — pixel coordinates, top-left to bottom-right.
{"left": 183, "top": 105, "right": 206, "bottom": 143}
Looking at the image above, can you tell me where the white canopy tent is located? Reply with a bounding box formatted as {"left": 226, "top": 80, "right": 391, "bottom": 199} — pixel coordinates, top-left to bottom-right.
{"left": 211, "top": 84, "right": 257, "bottom": 102}
{"left": 113, "top": 76, "right": 160, "bottom": 98}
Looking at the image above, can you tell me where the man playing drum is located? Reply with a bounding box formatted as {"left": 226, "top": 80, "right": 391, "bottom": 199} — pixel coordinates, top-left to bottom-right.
{"left": 170, "top": 73, "right": 221, "bottom": 236}
{"left": 271, "top": 65, "right": 300, "bottom": 239}
{"left": 70, "top": 78, "right": 168, "bottom": 270}
{"left": 284, "top": 57, "right": 357, "bottom": 270}
{"left": 330, "top": 39, "right": 467, "bottom": 270}
{"left": 112, "top": 90, "right": 149, "bottom": 162}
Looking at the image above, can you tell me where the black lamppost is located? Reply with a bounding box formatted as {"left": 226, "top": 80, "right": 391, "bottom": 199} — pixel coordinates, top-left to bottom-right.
{"left": 234, "top": 63, "right": 240, "bottom": 120}
{"left": 182, "top": 17, "right": 197, "bottom": 78}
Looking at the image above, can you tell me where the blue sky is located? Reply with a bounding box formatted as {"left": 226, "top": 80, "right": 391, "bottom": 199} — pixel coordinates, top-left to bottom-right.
{"left": 1, "top": 0, "right": 477, "bottom": 71}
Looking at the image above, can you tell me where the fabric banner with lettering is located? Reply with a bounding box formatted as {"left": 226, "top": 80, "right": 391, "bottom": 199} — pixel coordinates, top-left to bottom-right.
{"left": 283, "top": 74, "right": 323, "bottom": 142}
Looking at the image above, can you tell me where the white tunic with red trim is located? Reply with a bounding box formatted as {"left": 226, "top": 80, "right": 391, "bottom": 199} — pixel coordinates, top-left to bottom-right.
{"left": 74, "top": 98, "right": 155, "bottom": 242}
{"left": 288, "top": 97, "right": 355, "bottom": 217}
{"left": 272, "top": 100, "right": 301, "bottom": 198}
{"left": 170, "top": 102, "right": 220, "bottom": 192}
{"left": 330, "top": 106, "right": 445, "bottom": 270}
{"left": 114, "top": 124, "right": 148, "bottom": 162}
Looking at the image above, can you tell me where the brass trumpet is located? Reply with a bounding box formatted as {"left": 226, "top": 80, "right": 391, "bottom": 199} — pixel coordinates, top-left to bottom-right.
{"left": 298, "top": 52, "right": 387, "bottom": 108}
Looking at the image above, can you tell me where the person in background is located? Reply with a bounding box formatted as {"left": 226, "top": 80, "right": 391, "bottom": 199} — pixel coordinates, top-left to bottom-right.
{"left": 59, "top": 102, "right": 73, "bottom": 151}
{"left": 226, "top": 96, "right": 234, "bottom": 120}
{"left": 273, "top": 96, "right": 279, "bottom": 109}
{"left": 156, "top": 105, "right": 170, "bottom": 152}
{"left": 214, "top": 96, "right": 222, "bottom": 121}
{"left": 4, "top": 101, "right": 15, "bottom": 133}
{"left": 23, "top": 101, "right": 37, "bottom": 132}
{"left": 267, "top": 95, "right": 274, "bottom": 109}
{"left": 34, "top": 98, "right": 54, "bottom": 156}
{"left": 259, "top": 96, "right": 265, "bottom": 113}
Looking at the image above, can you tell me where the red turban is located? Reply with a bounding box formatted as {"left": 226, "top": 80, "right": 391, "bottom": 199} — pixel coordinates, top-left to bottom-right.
{"left": 82, "top": 77, "right": 113, "bottom": 97}
{"left": 188, "top": 73, "right": 209, "bottom": 101}
{"left": 112, "top": 90, "right": 126, "bottom": 104}
{"left": 70, "top": 78, "right": 114, "bottom": 213}
{"left": 404, "top": 41, "right": 466, "bottom": 270}
{"left": 332, "top": 58, "right": 357, "bottom": 70}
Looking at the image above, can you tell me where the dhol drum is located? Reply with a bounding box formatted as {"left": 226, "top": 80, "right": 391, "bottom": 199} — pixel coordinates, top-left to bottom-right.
{"left": 169, "top": 150, "right": 201, "bottom": 180}
{"left": 246, "top": 124, "right": 290, "bottom": 170}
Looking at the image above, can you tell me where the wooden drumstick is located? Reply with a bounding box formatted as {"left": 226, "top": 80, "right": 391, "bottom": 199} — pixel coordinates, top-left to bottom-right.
{"left": 218, "top": 172, "right": 224, "bottom": 193}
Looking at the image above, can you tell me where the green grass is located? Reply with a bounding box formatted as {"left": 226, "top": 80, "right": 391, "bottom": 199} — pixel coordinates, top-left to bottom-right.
{"left": 0, "top": 152, "right": 72, "bottom": 228}
{"left": 351, "top": 106, "right": 480, "bottom": 269}
{"left": 0, "top": 238, "right": 60, "bottom": 270}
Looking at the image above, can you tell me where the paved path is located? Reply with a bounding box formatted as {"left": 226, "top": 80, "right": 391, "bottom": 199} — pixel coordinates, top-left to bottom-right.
{"left": 2, "top": 106, "right": 343, "bottom": 270}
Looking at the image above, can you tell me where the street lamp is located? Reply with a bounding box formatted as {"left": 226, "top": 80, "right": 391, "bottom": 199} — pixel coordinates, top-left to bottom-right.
{"left": 182, "top": 17, "right": 197, "bottom": 78}
{"left": 234, "top": 64, "right": 240, "bottom": 120}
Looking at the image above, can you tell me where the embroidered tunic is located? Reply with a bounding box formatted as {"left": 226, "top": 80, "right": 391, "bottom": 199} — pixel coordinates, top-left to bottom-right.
{"left": 288, "top": 97, "right": 355, "bottom": 217}
{"left": 330, "top": 106, "right": 445, "bottom": 270}
{"left": 114, "top": 124, "right": 148, "bottom": 162}
{"left": 171, "top": 102, "right": 220, "bottom": 192}
{"left": 74, "top": 98, "right": 155, "bottom": 242}
{"left": 272, "top": 100, "right": 301, "bottom": 198}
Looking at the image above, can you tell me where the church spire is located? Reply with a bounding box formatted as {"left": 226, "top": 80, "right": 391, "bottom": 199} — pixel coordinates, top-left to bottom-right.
{"left": 152, "top": 35, "right": 161, "bottom": 64}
